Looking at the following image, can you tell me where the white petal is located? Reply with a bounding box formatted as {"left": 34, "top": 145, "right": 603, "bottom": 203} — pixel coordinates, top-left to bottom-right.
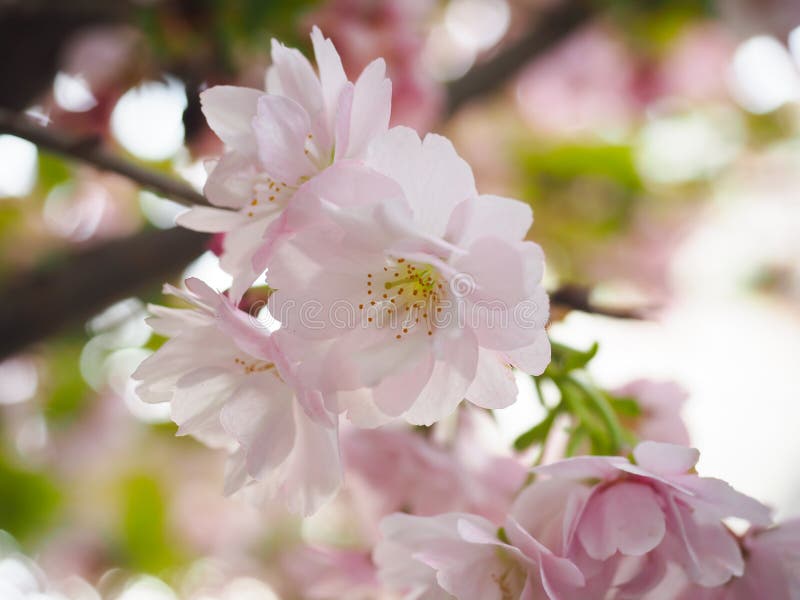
{"left": 505, "top": 330, "right": 551, "bottom": 376}
{"left": 344, "top": 58, "right": 391, "bottom": 159}
{"left": 464, "top": 348, "right": 517, "bottom": 409}
{"left": 367, "top": 127, "right": 477, "bottom": 238}
{"left": 446, "top": 194, "right": 533, "bottom": 246}
{"left": 175, "top": 205, "right": 247, "bottom": 233}
{"left": 200, "top": 85, "right": 263, "bottom": 155}
{"left": 253, "top": 95, "right": 315, "bottom": 184}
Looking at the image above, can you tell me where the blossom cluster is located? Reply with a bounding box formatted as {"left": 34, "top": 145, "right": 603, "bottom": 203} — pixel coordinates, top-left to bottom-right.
{"left": 374, "top": 441, "right": 800, "bottom": 599}
{"left": 132, "top": 28, "right": 800, "bottom": 599}
{"left": 134, "top": 26, "right": 550, "bottom": 516}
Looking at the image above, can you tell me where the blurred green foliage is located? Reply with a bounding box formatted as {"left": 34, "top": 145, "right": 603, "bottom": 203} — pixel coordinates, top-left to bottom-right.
{"left": 138, "top": 0, "right": 321, "bottom": 72}
{"left": 43, "top": 339, "right": 92, "bottom": 427}
{"left": 119, "top": 473, "right": 184, "bottom": 574}
{"left": 0, "top": 454, "right": 61, "bottom": 543}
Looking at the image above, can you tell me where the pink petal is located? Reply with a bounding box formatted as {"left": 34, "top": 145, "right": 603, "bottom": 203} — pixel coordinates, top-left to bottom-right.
{"left": 446, "top": 194, "right": 533, "bottom": 247}
{"left": 219, "top": 379, "right": 296, "bottom": 477}
{"left": 269, "top": 37, "right": 323, "bottom": 120}
{"left": 175, "top": 205, "right": 247, "bottom": 233}
{"left": 252, "top": 95, "right": 315, "bottom": 184}
{"left": 310, "top": 26, "right": 346, "bottom": 148}
{"left": 505, "top": 330, "right": 552, "bottom": 376}
{"left": 533, "top": 455, "right": 628, "bottom": 481}
{"left": 464, "top": 349, "right": 518, "bottom": 410}
{"left": 367, "top": 127, "right": 476, "bottom": 238}
{"left": 577, "top": 482, "right": 666, "bottom": 560}
{"left": 345, "top": 58, "right": 391, "bottom": 159}
{"left": 633, "top": 441, "right": 700, "bottom": 475}
{"left": 203, "top": 151, "right": 261, "bottom": 209}
{"left": 403, "top": 328, "right": 479, "bottom": 426}
{"left": 200, "top": 86, "right": 263, "bottom": 155}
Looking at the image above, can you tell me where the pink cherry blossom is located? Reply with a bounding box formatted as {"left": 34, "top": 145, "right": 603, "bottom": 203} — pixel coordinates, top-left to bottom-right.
{"left": 374, "top": 511, "right": 585, "bottom": 600}
{"left": 178, "top": 26, "right": 392, "bottom": 300}
{"left": 529, "top": 441, "right": 773, "bottom": 593}
{"left": 283, "top": 546, "right": 386, "bottom": 600}
{"left": 264, "top": 127, "right": 550, "bottom": 426}
{"left": 662, "top": 519, "right": 800, "bottom": 599}
{"left": 132, "top": 277, "right": 341, "bottom": 515}
{"left": 614, "top": 379, "right": 691, "bottom": 446}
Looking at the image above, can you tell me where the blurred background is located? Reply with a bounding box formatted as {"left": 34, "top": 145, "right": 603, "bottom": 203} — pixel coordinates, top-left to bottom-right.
{"left": 1, "top": 0, "right": 800, "bottom": 597}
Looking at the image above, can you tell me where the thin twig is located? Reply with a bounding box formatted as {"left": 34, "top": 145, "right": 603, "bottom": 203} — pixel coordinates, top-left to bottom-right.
{"left": 0, "top": 108, "right": 209, "bottom": 207}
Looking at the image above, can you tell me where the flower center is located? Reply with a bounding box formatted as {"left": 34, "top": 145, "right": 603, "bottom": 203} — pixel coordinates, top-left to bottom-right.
{"left": 358, "top": 257, "right": 448, "bottom": 340}
{"left": 233, "top": 357, "right": 276, "bottom": 375}
{"left": 245, "top": 173, "right": 294, "bottom": 218}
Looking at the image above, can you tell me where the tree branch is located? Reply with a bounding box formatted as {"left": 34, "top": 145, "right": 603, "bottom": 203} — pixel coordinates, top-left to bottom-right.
{"left": 445, "top": 0, "right": 593, "bottom": 116}
{"left": 0, "top": 228, "right": 209, "bottom": 361}
{"left": 549, "top": 284, "right": 646, "bottom": 321}
{"left": 0, "top": 108, "right": 209, "bottom": 207}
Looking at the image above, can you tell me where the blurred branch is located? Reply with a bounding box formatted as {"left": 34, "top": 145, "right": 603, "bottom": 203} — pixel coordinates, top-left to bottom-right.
{"left": 0, "top": 109, "right": 209, "bottom": 207}
{"left": 0, "top": 228, "right": 209, "bottom": 361}
{"left": 550, "top": 284, "right": 646, "bottom": 320}
{"left": 445, "top": 0, "right": 594, "bottom": 116}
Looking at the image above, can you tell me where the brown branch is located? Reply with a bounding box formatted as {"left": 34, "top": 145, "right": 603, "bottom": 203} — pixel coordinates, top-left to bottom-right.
{"left": 444, "top": 0, "right": 594, "bottom": 117}
{"left": 550, "top": 284, "right": 647, "bottom": 321}
{"left": 0, "top": 228, "right": 209, "bottom": 361}
{"left": 0, "top": 108, "right": 209, "bottom": 207}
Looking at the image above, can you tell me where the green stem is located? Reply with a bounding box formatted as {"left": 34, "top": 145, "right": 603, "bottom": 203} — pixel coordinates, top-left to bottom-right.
{"left": 566, "top": 375, "right": 626, "bottom": 452}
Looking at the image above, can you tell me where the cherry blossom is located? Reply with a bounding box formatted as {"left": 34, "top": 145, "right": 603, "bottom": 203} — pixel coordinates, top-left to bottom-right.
{"left": 178, "top": 26, "right": 392, "bottom": 299}
{"left": 529, "top": 441, "right": 773, "bottom": 593}
{"left": 665, "top": 519, "right": 800, "bottom": 599}
{"left": 265, "top": 127, "right": 550, "bottom": 426}
{"left": 133, "top": 278, "right": 341, "bottom": 515}
{"left": 374, "top": 511, "right": 585, "bottom": 600}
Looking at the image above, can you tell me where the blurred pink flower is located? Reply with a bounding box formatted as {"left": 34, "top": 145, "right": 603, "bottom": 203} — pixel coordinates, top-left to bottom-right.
{"left": 613, "top": 379, "right": 691, "bottom": 446}
{"left": 343, "top": 410, "right": 526, "bottom": 523}
{"left": 284, "top": 546, "right": 384, "bottom": 600}
{"left": 307, "top": 0, "right": 442, "bottom": 132}
{"left": 674, "top": 519, "right": 800, "bottom": 599}
{"left": 657, "top": 23, "right": 737, "bottom": 104}
{"left": 516, "top": 25, "right": 640, "bottom": 137}
{"left": 374, "top": 511, "right": 585, "bottom": 599}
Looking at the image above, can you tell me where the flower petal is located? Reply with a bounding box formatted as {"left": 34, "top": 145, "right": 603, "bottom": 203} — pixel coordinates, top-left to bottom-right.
{"left": 367, "top": 127, "right": 476, "bottom": 238}
{"left": 253, "top": 94, "right": 315, "bottom": 184}
{"left": 446, "top": 194, "right": 533, "bottom": 247}
{"left": 577, "top": 482, "right": 666, "bottom": 560}
{"left": 200, "top": 85, "right": 263, "bottom": 155}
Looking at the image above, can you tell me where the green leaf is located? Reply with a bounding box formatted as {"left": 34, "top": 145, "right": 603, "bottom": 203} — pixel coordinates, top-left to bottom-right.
{"left": 609, "top": 395, "right": 642, "bottom": 417}
{"left": 547, "top": 341, "right": 599, "bottom": 376}
{"left": 513, "top": 407, "right": 559, "bottom": 451}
